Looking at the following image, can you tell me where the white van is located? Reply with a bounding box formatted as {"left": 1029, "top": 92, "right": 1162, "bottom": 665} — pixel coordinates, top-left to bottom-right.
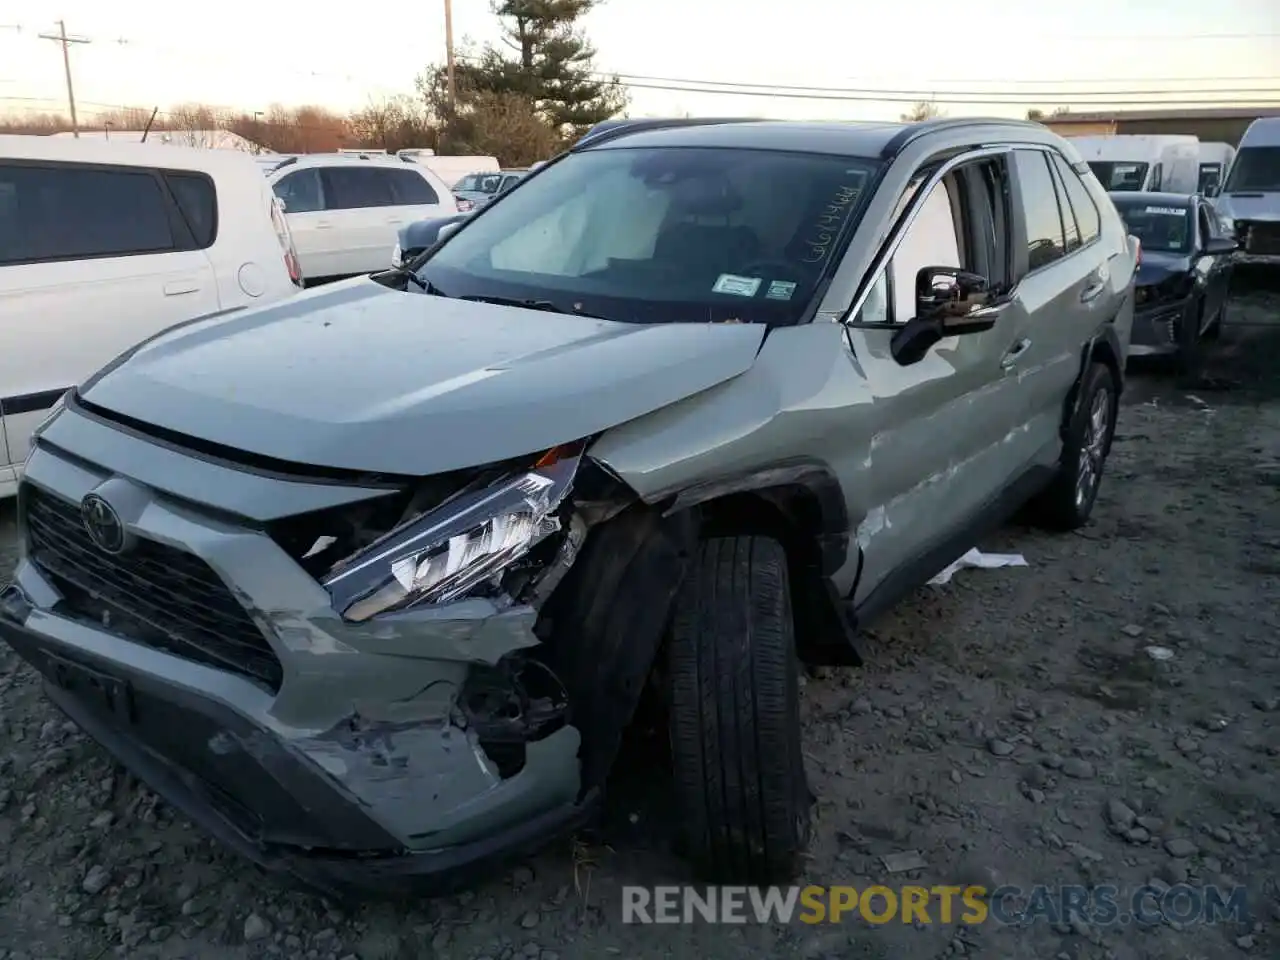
{"left": 264, "top": 153, "right": 457, "bottom": 284}
{"left": 0, "top": 135, "right": 303, "bottom": 498}
{"left": 1213, "top": 117, "right": 1280, "bottom": 267}
{"left": 1070, "top": 135, "right": 1200, "bottom": 194}
{"left": 1197, "top": 142, "right": 1236, "bottom": 197}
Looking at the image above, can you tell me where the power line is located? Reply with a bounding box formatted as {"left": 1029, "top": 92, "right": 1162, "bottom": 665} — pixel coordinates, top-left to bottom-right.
{"left": 608, "top": 80, "right": 1280, "bottom": 107}
{"left": 605, "top": 71, "right": 1280, "bottom": 101}
{"left": 36, "top": 21, "right": 89, "bottom": 137}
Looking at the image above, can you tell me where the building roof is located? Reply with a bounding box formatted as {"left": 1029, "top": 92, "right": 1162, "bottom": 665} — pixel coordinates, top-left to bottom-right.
{"left": 1048, "top": 106, "right": 1280, "bottom": 123}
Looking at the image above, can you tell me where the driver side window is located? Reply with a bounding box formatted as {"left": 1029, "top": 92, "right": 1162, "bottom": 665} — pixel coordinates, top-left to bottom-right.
{"left": 887, "top": 178, "right": 963, "bottom": 324}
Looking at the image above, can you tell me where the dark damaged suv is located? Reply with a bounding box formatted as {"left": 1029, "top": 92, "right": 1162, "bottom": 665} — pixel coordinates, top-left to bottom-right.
{"left": 0, "top": 117, "right": 1135, "bottom": 895}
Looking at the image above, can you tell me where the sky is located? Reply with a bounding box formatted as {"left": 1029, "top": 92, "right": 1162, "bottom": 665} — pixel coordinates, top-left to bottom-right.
{"left": 1, "top": 0, "right": 1277, "bottom": 126}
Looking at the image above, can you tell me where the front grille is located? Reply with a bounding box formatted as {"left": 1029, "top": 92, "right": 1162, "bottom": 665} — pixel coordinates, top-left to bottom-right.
{"left": 23, "top": 485, "right": 283, "bottom": 691}
{"left": 1243, "top": 222, "right": 1280, "bottom": 256}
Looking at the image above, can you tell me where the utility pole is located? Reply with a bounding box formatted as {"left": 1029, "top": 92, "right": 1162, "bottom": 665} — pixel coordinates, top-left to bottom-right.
{"left": 38, "top": 20, "right": 90, "bottom": 138}
{"left": 443, "top": 0, "right": 456, "bottom": 111}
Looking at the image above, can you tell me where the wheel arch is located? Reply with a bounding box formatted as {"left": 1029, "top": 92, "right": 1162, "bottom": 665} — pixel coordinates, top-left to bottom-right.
{"left": 1064, "top": 323, "right": 1124, "bottom": 453}
{"left": 663, "top": 461, "right": 862, "bottom": 667}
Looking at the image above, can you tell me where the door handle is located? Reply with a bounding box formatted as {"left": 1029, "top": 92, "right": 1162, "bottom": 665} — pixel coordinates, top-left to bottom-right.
{"left": 314, "top": 220, "right": 333, "bottom": 229}
{"left": 386, "top": 217, "right": 404, "bottom": 225}
{"left": 1001, "top": 338, "right": 1031, "bottom": 371}
{"left": 1080, "top": 268, "right": 1109, "bottom": 303}
{"left": 163, "top": 280, "right": 200, "bottom": 296}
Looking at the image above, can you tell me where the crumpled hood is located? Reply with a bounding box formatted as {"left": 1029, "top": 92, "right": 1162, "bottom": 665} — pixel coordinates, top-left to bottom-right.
{"left": 80, "top": 279, "right": 766, "bottom": 476}
{"left": 1216, "top": 192, "right": 1280, "bottom": 223}
{"left": 1135, "top": 251, "right": 1191, "bottom": 289}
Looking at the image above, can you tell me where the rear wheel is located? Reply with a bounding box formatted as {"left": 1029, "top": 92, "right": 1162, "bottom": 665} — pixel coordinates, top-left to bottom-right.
{"left": 668, "top": 536, "right": 812, "bottom": 884}
{"left": 1028, "top": 361, "right": 1118, "bottom": 531}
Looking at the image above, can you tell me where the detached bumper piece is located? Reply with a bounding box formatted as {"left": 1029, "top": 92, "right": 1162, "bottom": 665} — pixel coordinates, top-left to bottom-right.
{"left": 0, "top": 584, "right": 597, "bottom": 899}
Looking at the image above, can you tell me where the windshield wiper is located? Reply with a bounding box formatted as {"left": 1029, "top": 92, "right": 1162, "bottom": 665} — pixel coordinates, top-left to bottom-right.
{"left": 459, "top": 294, "right": 585, "bottom": 316}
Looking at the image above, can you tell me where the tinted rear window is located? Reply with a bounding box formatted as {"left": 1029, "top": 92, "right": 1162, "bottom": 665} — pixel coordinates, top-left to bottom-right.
{"left": 0, "top": 163, "right": 174, "bottom": 265}
{"left": 165, "top": 172, "right": 218, "bottom": 248}
{"left": 387, "top": 168, "right": 439, "bottom": 205}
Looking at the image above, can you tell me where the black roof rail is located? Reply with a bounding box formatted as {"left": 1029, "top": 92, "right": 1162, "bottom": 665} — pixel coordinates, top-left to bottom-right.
{"left": 880, "top": 116, "right": 1047, "bottom": 160}
{"left": 268, "top": 155, "right": 299, "bottom": 172}
{"left": 574, "top": 116, "right": 765, "bottom": 150}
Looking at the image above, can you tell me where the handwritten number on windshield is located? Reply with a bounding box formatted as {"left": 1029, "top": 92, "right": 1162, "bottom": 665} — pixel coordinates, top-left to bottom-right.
{"left": 802, "top": 183, "right": 863, "bottom": 264}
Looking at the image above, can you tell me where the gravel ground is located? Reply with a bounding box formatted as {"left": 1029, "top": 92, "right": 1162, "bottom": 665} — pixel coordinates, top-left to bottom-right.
{"left": 2, "top": 281, "right": 1279, "bottom": 960}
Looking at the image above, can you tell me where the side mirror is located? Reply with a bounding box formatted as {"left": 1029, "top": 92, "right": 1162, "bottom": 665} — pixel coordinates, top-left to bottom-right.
{"left": 437, "top": 222, "right": 462, "bottom": 242}
{"left": 890, "top": 266, "right": 1003, "bottom": 366}
{"left": 1203, "top": 236, "right": 1238, "bottom": 255}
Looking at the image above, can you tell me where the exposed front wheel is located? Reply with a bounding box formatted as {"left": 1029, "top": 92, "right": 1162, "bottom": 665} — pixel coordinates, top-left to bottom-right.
{"left": 1028, "top": 361, "right": 1118, "bottom": 531}
{"left": 668, "top": 536, "right": 812, "bottom": 884}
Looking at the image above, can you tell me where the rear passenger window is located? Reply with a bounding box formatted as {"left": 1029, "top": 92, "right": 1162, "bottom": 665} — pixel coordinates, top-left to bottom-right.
{"left": 1013, "top": 151, "right": 1066, "bottom": 271}
{"left": 387, "top": 169, "right": 439, "bottom": 205}
{"left": 322, "top": 167, "right": 396, "bottom": 209}
{"left": 0, "top": 163, "right": 174, "bottom": 265}
{"left": 1047, "top": 160, "right": 1081, "bottom": 253}
{"left": 1051, "top": 154, "right": 1101, "bottom": 246}
{"left": 164, "top": 173, "right": 217, "bottom": 248}
{"left": 273, "top": 169, "right": 323, "bottom": 213}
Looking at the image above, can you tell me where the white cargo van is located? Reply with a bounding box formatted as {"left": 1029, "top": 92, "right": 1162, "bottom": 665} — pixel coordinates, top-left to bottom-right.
{"left": 1214, "top": 117, "right": 1280, "bottom": 267}
{"left": 1197, "top": 142, "right": 1236, "bottom": 196}
{"left": 1070, "top": 135, "right": 1200, "bottom": 194}
{"left": 0, "top": 135, "right": 303, "bottom": 498}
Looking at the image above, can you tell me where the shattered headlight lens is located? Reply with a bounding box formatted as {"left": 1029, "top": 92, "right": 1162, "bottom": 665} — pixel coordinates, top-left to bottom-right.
{"left": 323, "top": 449, "right": 581, "bottom": 622}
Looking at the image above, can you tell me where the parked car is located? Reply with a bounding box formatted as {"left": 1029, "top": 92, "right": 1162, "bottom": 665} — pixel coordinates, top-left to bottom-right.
{"left": 1196, "top": 141, "right": 1236, "bottom": 197}
{"left": 452, "top": 169, "right": 528, "bottom": 211}
{"left": 264, "top": 153, "right": 456, "bottom": 284}
{"left": 1212, "top": 117, "right": 1280, "bottom": 269}
{"left": 1111, "top": 191, "right": 1238, "bottom": 374}
{"left": 0, "top": 116, "right": 1135, "bottom": 895}
{"left": 1071, "top": 134, "right": 1200, "bottom": 194}
{"left": 0, "top": 134, "right": 303, "bottom": 500}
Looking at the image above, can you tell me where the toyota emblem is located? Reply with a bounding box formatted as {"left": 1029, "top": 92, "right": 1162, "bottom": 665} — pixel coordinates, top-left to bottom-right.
{"left": 81, "top": 494, "right": 126, "bottom": 554}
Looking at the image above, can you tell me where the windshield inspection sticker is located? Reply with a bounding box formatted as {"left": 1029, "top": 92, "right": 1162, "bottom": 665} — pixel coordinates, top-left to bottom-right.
{"left": 712, "top": 273, "right": 762, "bottom": 297}
{"left": 1145, "top": 206, "right": 1185, "bottom": 216}
{"left": 766, "top": 280, "right": 798, "bottom": 301}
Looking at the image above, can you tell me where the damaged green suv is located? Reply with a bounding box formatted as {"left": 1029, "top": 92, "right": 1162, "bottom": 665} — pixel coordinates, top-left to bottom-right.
{"left": 0, "top": 116, "right": 1135, "bottom": 895}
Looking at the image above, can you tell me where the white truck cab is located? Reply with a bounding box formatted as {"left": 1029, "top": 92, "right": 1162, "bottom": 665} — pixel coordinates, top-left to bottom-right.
{"left": 1213, "top": 117, "right": 1280, "bottom": 268}
{"left": 1197, "top": 142, "right": 1236, "bottom": 197}
{"left": 1070, "top": 135, "right": 1200, "bottom": 195}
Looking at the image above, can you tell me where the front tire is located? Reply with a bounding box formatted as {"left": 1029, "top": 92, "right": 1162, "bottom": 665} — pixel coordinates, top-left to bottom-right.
{"left": 1028, "top": 361, "right": 1118, "bottom": 531}
{"left": 668, "top": 536, "right": 812, "bottom": 884}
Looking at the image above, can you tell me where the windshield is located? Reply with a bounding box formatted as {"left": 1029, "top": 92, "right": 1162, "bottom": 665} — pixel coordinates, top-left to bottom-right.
{"left": 1111, "top": 198, "right": 1193, "bottom": 254}
{"left": 453, "top": 173, "right": 503, "bottom": 194}
{"left": 419, "top": 146, "right": 881, "bottom": 325}
{"left": 1088, "top": 161, "right": 1150, "bottom": 192}
{"left": 1223, "top": 146, "right": 1280, "bottom": 193}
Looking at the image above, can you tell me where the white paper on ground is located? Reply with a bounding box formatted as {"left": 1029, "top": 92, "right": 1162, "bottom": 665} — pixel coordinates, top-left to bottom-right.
{"left": 928, "top": 547, "right": 1029, "bottom": 585}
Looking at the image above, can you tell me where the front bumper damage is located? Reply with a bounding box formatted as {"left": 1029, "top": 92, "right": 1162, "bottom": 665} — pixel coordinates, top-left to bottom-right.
{"left": 1127, "top": 295, "right": 1190, "bottom": 357}
{"left": 0, "top": 404, "right": 695, "bottom": 896}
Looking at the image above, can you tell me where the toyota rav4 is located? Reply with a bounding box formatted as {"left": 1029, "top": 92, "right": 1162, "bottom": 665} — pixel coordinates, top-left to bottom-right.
{"left": 0, "top": 116, "right": 1136, "bottom": 896}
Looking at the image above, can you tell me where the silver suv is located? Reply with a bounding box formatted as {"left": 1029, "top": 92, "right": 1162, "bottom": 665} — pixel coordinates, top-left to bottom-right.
{"left": 0, "top": 117, "right": 1135, "bottom": 895}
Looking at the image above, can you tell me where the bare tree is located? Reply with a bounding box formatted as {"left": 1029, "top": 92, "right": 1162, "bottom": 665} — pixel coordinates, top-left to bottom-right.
{"left": 347, "top": 96, "right": 437, "bottom": 153}
{"left": 900, "top": 100, "right": 944, "bottom": 122}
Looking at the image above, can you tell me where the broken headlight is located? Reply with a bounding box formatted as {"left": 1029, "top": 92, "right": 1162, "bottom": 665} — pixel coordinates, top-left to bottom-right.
{"left": 323, "top": 447, "right": 581, "bottom": 621}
